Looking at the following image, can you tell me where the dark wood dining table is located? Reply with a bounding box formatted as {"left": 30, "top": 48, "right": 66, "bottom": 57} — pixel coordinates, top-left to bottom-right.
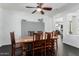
{"left": 16, "top": 35, "right": 58, "bottom": 55}
{"left": 16, "top": 36, "right": 33, "bottom": 43}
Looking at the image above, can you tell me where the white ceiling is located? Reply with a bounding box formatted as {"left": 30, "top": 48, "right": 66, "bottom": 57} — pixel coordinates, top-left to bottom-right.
{"left": 0, "top": 3, "right": 79, "bottom": 17}
{"left": 0, "top": 3, "right": 67, "bottom": 11}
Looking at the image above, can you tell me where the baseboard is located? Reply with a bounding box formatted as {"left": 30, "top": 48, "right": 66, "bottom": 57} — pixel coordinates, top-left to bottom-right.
{"left": 0, "top": 45, "right": 2, "bottom": 47}
{"left": 1, "top": 43, "right": 11, "bottom": 47}
{"left": 63, "top": 41, "right": 79, "bottom": 48}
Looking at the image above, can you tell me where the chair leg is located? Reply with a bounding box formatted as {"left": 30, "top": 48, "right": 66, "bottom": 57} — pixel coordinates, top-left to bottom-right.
{"left": 45, "top": 47, "right": 46, "bottom": 56}
{"left": 21, "top": 43, "right": 27, "bottom": 56}
{"left": 56, "top": 40, "right": 58, "bottom": 55}
{"left": 33, "top": 50, "right": 34, "bottom": 56}
{"left": 12, "top": 47, "right": 15, "bottom": 56}
{"left": 41, "top": 48, "right": 45, "bottom": 56}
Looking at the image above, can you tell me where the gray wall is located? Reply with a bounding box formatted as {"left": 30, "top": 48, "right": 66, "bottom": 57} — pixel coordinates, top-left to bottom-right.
{"left": 21, "top": 20, "right": 45, "bottom": 36}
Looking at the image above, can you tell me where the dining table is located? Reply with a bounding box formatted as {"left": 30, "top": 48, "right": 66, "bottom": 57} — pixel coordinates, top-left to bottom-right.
{"left": 15, "top": 34, "right": 58, "bottom": 55}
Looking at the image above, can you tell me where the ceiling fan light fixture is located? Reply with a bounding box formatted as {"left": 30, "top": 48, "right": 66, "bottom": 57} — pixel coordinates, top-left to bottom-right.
{"left": 25, "top": 3, "right": 52, "bottom": 14}
{"left": 37, "top": 8, "right": 42, "bottom": 12}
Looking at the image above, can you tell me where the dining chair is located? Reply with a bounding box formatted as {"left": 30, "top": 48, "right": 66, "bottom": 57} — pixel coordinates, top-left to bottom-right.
{"left": 37, "top": 32, "right": 45, "bottom": 56}
{"left": 52, "top": 31, "right": 59, "bottom": 55}
{"left": 55, "top": 30, "right": 61, "bottom": 35}
{"left": 45, "top": 32, "right": 55, "bottom": 56}
{"left": 10, "top": 32, "right": 23, "bottom": 56}
{"left": 37, "top": 31, "right": 43, "bottom": 39}
{"left": 32, "top": 33, "right": 45, "bottom": 56}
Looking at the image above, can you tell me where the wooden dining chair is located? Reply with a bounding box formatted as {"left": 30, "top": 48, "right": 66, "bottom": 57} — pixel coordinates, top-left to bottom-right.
{"left": 45, "top": 32, "right": 52, "bottom": 39}
{"left": 10, "top": 32, "right": 23, "bottom": 56}
{"left": 37, "top": 31, "right": 43, "bottom": 39}
{"left": 37, "top": 32, "right": 45, "bottom": 56}
{"left": 32, "top": 33, "right": 45, "bottom": 56}
{"left": 45, "top": 32, "right": 55, "bottom": 56}
{"left": 52, "top": 31, "right": 59, "bottom": 55}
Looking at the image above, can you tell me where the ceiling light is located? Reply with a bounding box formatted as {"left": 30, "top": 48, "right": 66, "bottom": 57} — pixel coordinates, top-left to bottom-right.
{"left": 37, "top": 8, "right": 42, "bottom": 12}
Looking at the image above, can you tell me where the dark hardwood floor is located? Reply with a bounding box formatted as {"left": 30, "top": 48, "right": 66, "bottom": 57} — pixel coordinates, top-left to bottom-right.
{"left": 1, "top": 36, "right": 79, "bottom": 56}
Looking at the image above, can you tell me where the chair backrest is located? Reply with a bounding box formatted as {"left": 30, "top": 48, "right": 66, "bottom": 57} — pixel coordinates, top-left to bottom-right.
{"left": 37, "top": 31, "right": 43, "bottom": 39}
{"left": 53, "top": 31, "right": 58, "bottom": 37}
{"left": 45, "top": 32, "right": 51, "bottom": 40}
{"left": 51, "top": 32, "right": 53, "bottom": 37}
{"left": 33, "top": 33, "right": 44, "bottom": 55}
{"left": 55, "top": 30, "right": 60, "bottom": 35}
{"left": 28, "top": 31, "right": 35, "bottom": 36}
{"left": 45, "top": 32, "right": 55, "bottom": 45}
{"left": 10, "top": 32, "right": 16, "bottom": 46}
{"left": 45, "top": 32, "right": 55, "bottom": 51}
{"left": 33, "top": 33, "right": 41, "bottom": 41}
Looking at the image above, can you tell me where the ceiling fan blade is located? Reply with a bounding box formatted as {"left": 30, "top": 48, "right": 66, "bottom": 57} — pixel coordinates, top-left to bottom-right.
{"left": 37, "top": 3, "right": 43, "bottom": 7}
{"left": 42, "top": 7, "right": 52, "bottom": 10}
{"left": 40, "top": 11, "right": 44, "bottom": 14}
{"left": 32, "top": 10, "right": 37, "bottom": 14}
{"left": 25, "top": 6, "right": 37, "bottom": 8}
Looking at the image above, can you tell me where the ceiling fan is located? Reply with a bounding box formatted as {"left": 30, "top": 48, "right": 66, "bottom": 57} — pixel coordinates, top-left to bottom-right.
{"left": 25, "top": 3, "right": 52, "bottom": 15}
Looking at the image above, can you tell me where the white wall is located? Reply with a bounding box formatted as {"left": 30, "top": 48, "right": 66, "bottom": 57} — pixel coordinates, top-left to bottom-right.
{"left": 62, "top": 11, "right": 79, "bottom": 48}
{"left": 52, "top": 5, "right": 79, "bottom": 48}
{"left": 54, "top": 8, "right": 79, "bottom": 48}
{"left": 53, "top": 17, "right": 63, "bottom": 31}
{"left": 0, "top": 8, "right": 54, "bottom": 46}
{"left": 0, "top": 8, "right": 3, "bottom": 47}
{"left": 43, "top": 16, "right": 54, "bottom": 32}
